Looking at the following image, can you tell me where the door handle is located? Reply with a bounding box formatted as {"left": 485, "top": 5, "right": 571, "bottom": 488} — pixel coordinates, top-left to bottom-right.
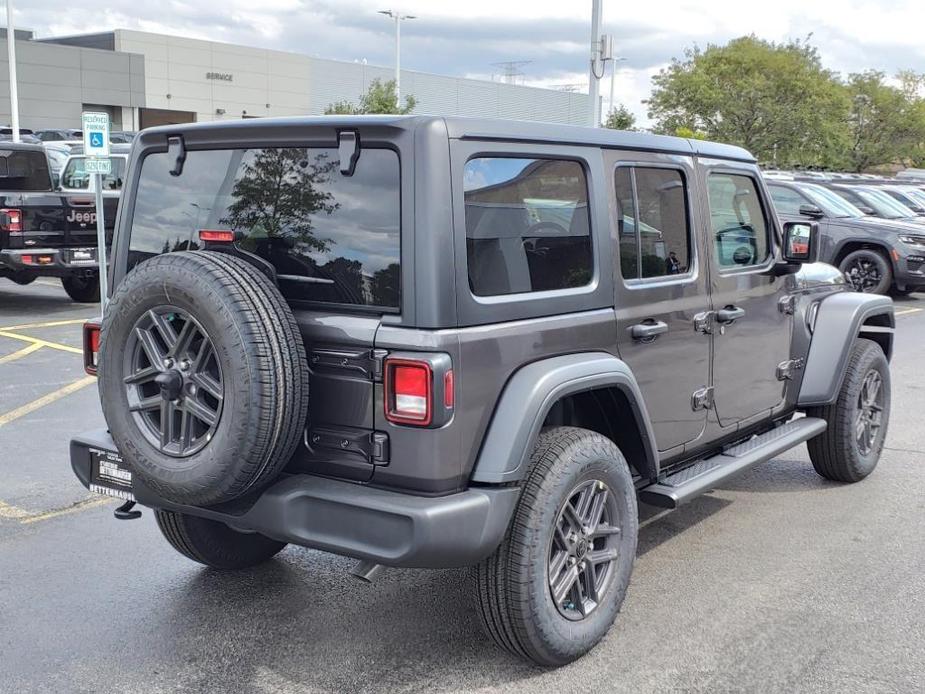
{"left": 716, "top": 305, "right": 746, "bottom": 324}
{"left": 630, "top": 320, "right": 669, "bottom": 340}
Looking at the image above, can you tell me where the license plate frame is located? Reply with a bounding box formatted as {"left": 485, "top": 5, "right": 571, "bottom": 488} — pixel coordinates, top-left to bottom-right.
{"left": 67, "top": 247, "right": 98, "bottom": 265}
{"left": 89, "top": 447, "right": 134, "bottom": 501}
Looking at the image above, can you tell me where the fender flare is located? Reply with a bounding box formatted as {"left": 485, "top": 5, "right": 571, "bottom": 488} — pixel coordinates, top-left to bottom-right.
{"left": 470, "top": 352, "right": 659, "bottom": 484}
{"left": 798, "top": 292, "right": 894, "bottom": 407}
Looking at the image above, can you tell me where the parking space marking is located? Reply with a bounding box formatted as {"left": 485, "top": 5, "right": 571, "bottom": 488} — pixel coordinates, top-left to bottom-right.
{"left": 0, "top": 496, "right": 112, "bottom": 525}
{"left": 0, "top": 329, "right": 83, "bottom": 355}
{"left": 0, "top": 375, "right": 97, "bottom": 428}
{"left": 0, "top": 317, "right": 90, "bottom": 331}
{"left": 0, "top": 342, "right": 44, "bottom": 364}
{"left": 894, "top": 307, "right": 923, "bottom": 317}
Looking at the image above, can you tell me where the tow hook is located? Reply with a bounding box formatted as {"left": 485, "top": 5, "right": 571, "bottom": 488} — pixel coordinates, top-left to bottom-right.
{"left": 113, "top": 500, "right": 142, "bottom": 520}
{"left": 350, "top": 560, "right": 385, "bottom": 583}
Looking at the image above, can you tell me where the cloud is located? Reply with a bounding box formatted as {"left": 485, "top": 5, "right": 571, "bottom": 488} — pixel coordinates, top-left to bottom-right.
{"left": 11, "top": 0, "right": 925, "bottom": 129}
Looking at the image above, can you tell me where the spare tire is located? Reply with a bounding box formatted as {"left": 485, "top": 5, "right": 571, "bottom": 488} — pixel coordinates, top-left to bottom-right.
{"left": 99, "top": 251, "right": 309, "bottom": 506}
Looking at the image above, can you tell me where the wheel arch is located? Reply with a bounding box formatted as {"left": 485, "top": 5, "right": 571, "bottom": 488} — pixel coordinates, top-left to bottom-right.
{"left": 798, "top": 292, "right": 894, "bottom": 407}
{"left": 470, "top": 352, "right": 659, "bottom": 484}
{"left": 831, "top": 239, "right": 895, "bottom": 269}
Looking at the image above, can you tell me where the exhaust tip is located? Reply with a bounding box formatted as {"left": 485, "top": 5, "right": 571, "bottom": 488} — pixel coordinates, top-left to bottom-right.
{"left": 350, "top": 560, "right": 385, "bottom": 583}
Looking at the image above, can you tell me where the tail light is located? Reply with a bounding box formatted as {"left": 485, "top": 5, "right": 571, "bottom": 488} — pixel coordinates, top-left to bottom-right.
{"left": 0, "top": 208, "right": 22, "bottom": 234}
{"left": 83, "top": 320, "right": 101, "bottom": 375}
{"left": 385, "top": 359, "right": 432, "bottom": 425}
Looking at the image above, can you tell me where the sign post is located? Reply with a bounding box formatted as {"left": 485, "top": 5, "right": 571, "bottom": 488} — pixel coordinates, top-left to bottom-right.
{"left": 82, "top": 112, "right": 111, "bottom": 318}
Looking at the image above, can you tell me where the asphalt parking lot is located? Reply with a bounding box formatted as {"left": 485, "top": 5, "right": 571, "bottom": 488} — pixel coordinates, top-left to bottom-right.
{"left": 1, "top": 280, "right": 924, "bottom": 694}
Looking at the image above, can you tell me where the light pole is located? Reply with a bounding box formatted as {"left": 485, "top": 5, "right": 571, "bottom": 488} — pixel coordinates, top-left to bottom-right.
{"left": 378, "top": 10, "right": 416, "bottom": 107}
{"left": 6, "top": 0, "right": 20, "bottom": 142}
{"left": 608, "top": 56, "right": 627, "bottom": 117}
{"left": 588, "top": 0, "right": 603, "bottom": 127}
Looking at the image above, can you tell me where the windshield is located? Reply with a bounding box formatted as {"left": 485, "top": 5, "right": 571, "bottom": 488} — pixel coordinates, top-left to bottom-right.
{"left": 854, "top": 187, "right": 915, "bottom": 219}
{"left": 60, "top": 156, "right": 126, "bottom": 191}
{"left": 900, "top": 187, "right": 925, "bottom": 208}
{"left": 0, "top": 149, "right": 52, "bottom": 191}
{"left": 799, "top": 183, "right": 863, "bottom": 218}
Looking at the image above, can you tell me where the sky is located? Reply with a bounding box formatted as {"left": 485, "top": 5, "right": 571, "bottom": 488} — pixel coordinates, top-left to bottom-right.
{"left": 14, "top": 0, "right": 925, "bottom": 125}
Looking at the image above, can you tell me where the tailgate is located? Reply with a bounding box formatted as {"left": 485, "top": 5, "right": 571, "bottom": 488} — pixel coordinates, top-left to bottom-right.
{"left": 64, "top": 194, "right": 118, "bottom": 247}
{"left": 283, "top": 310, "right": 385, "bottom": 483}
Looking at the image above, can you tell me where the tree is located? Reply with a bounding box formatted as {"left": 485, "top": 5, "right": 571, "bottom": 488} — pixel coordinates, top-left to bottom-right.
{"left": 221, "top": 149, "right": 339, "bottom": 252}
{"left": 647, "top": 36, "right": 849, "bottom": 167}
{"left": 324, "top": 78, "right": 417, "bottom": 115}
{"left": 843, "top": 71, "right": 925, "bottom": 172}
{"left": 603, "top": 104, "right": 637, "bottom": 131}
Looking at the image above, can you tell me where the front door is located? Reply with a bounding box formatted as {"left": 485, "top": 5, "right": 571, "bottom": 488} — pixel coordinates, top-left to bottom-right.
{"left": 608, "top": 151, "right": 712, "bottom": 453}
{"left": 702, "top": 164, "right": 792, "bottom": 426}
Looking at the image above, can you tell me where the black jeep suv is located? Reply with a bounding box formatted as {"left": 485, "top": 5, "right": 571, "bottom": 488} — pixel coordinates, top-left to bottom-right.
{"left": 71, "top": 117, "right": 894, "bottom": 666}
{"left": 768, "top": 179, "right": 925, "bottom": 295}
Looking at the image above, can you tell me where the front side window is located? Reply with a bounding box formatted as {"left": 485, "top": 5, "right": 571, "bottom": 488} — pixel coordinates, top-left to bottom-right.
{"left": 61, "top": 156, "right": 127, "bottom": 191}
{"left": 129, "top": 147, "right": 401, "bottom": 309}
{"left": 615, "top": 166, "right": 691, "bottom": 280}
{"left": 708, "top": 174, "right": 770, "bottom": 268}
{"left": 464, "top": 157, "right": 592, "bottom": 296}
{"left": 768, "top": 185, "right": 810, "bottom": 216}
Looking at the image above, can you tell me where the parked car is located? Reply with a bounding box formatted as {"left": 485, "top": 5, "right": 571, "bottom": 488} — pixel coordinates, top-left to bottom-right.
{"left": 875, "top": 184, "right": 925, "bottom": 215}
{"left": 0, "top": 141, "right": 117, "bottom": 301}
{"left": 70, "top": 116, "right": 894, "bottom": 667}
{"left": 43, "top": 143, "right": 74, "bottom": 185}
{"left": 0, "top": 126, "right": 41, "bottom": 144}
{"left": 768, "top": 180, "right": 925, "bottom": 295}
{"left": 35, "top": 128, "right": 83, "bottom": 142}
{"left": 109, "top": 131, "right": 136, "bottom": 144}
{"left": 58, "top": 144, "right": 131, "bottom": 194}
{"left": 807, "top": 181, "right": 925, "bottom": 222}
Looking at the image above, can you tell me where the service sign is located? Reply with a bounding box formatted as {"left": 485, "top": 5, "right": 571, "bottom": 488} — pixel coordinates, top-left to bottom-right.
{"left": 81, "top": 112, "right": 111, "bottom": 157}
{"left": 84, "top": 158, "right": 112, "bottom": 175}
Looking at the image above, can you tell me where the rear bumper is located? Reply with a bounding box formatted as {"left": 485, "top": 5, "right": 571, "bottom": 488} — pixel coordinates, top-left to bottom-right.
{"left": 70, "top": 429, "right": 519, "bottom": 569}
{"left": 0, "top": 247, "right": 100, "bottom": 277}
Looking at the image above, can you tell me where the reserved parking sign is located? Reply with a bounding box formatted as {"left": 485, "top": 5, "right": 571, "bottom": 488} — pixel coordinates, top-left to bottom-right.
{"left": 81, "top": 112, "right": 110, "bottom": 157}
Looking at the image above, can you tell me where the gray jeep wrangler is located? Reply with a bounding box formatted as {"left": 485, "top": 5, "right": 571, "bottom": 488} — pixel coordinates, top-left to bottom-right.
{"left": 71, "top": 116, "right": 894, "bottom": 667}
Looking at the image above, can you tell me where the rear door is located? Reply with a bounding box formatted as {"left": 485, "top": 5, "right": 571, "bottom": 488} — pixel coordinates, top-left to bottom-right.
{"left": 702, "top": 163, "right": 791, "bottom": 426}
{"left": 121, "top": 141, "right": 403, "bottom": 482}
{"left": 606, "top": 150, "right": 712, "bottom": 454}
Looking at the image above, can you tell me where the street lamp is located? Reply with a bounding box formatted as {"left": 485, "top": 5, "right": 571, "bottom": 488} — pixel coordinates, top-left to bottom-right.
{"left": 6, "top": 0, "right": 20, "bottom": 142}
{"left": 378, "top": 9, "right": 416, "bottom": 106}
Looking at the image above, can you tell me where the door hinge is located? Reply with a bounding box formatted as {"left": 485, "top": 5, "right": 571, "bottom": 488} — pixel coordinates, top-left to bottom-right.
{"left": 308, "top": 348, "right": 388, "bottom": 381}
{"left": 693, "top": 311, "right": 714, "bottom": 335}
{"left": 691, "top": 386, "right": 714, "bottom": 411}
{"left": 778, "top": 295, "right": 796, "bottom": 315}
{"left": 776, "top": 357, "right": 805, "bottom": 381}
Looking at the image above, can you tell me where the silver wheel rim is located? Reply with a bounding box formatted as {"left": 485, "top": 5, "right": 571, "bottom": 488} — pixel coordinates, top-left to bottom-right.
{"left": 122, "top": 306, "right": 224, "bottom": 458}
{"left": 547, "top": 479, "right": 621, "bottom": 621}
{"left": 855, "top": 369, "right": 884, "bottom": 456}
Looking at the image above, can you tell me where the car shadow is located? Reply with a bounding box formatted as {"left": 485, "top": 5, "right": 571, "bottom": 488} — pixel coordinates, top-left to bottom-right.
{"left": 0, "top": 285, "right": 92, "bottom": 319}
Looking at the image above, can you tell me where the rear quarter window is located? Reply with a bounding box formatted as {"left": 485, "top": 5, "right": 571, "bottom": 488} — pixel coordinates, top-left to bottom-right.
{"left": 127, "top": 146, "right": 401, "bottom": 310}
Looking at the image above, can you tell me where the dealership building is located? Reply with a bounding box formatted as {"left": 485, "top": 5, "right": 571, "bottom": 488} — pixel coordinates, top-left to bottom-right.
{"left": 0, "top": 28, "right": 590, "bottom": 131}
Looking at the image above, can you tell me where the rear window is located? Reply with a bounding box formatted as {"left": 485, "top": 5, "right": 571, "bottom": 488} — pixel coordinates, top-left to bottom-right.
{"left": 128, "top": 146, "right": 401, "bottom": 310}
{"left": 0, "top": 149, "right": 51, "bottom": 191}
{"left": 61, "top": 156, "right": 127, "bottom": 191}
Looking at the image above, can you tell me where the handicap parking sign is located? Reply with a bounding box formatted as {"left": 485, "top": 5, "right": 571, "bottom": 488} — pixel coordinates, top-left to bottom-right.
{"left": 81, "top": 112, "right": 111, "bottom": 157}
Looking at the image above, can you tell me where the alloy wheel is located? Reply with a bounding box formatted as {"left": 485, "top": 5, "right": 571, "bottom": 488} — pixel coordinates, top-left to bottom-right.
{"left": 547, "top": 479, "right": 621, "bottom": 620}
{"left": 122, "top": 307, "right": 224, "bottom": 457}
{"left": 844, "top": 256, "right": 883, "bottom": 293}
{"left": 855, "top": 369, "right": 884, "bottom": 456}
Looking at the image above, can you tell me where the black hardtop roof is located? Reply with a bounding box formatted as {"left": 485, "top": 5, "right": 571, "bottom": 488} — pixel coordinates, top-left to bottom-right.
{"left": 138, "top": 115, "right": 756, "bottom": 163}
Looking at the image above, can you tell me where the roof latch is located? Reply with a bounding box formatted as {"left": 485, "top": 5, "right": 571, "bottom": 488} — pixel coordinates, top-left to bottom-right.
{"left": 338, "top": 130, "right": 360, "bottom": 177}
{"left": 167, "top": 135, "right": 187, "bottom": 177}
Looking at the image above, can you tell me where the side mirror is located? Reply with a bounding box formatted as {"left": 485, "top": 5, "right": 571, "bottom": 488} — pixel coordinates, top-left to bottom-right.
{"left": 857, "top": 205, "right": 876, "bottom": 216}
{"left": 782, "top": 221, "right": 818, "bottom": 264}
{"left": 798, "top": 203, "right": 824, "bottom": 219}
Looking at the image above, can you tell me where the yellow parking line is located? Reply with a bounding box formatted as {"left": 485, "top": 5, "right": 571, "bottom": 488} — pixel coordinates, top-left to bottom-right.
{"left": 0, "top": 375, "right": 97, "bottom": 428}
{"left": 0, "top": 496, "right": 113, "bottom": 525}
{"left": 20, "top": 496, "right": 113, "bottom": 524}
{"left": 0, "top": 342, "right": 44, "bottom": 364}
{"left": 0, "top": 317, "right": 90, "bottom": 331}
{"left": 0, "top": 329, "right": 83, "bottom": 355}
{"left": 894, "top": 307, "right": 923, "bottom": 317}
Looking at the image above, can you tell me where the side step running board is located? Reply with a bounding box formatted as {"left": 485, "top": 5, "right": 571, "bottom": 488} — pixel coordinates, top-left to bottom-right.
{"left": 639, "top": 417, "right": 827, "bottom": 509}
